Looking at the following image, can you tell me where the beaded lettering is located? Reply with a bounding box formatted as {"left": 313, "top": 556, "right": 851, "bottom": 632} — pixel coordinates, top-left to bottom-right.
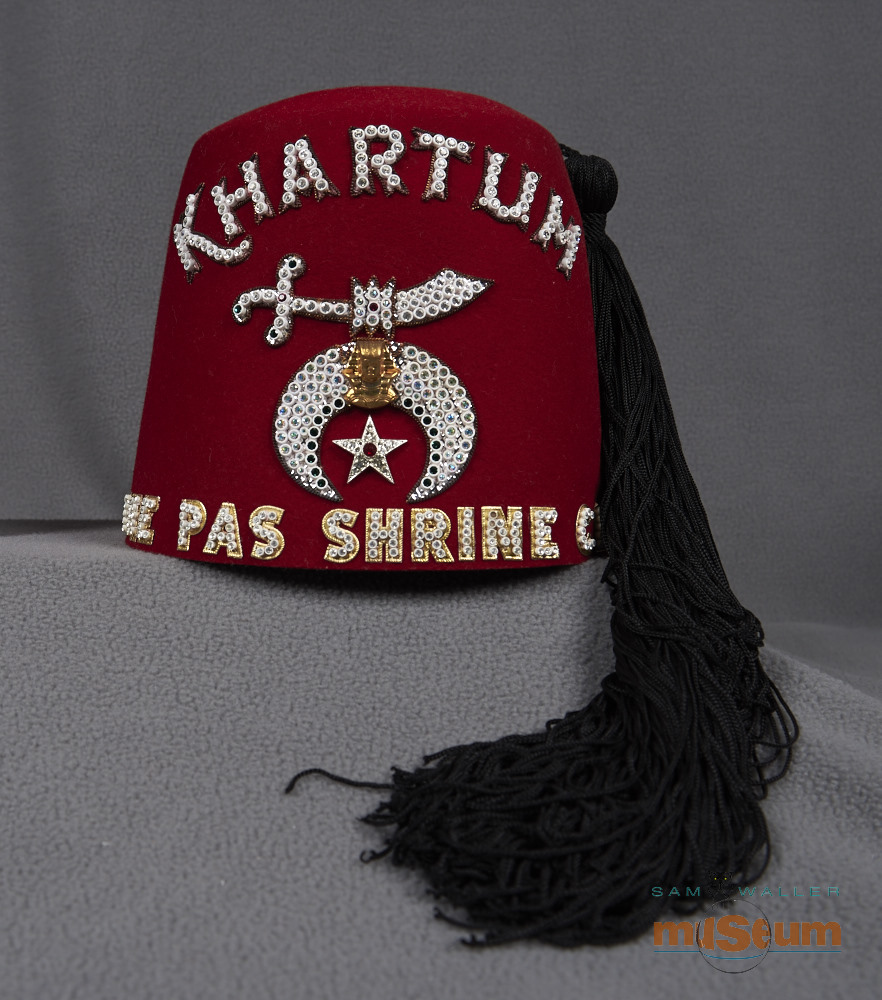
{"left": 366, "top": 508, "right": 404, "bottom": 563}
{"left": 457, "top": 506, "right": 476, "bottom": 560}
{"left": 249, "top": 505, "right": 285, "bottom": 559}
{"left": 210, "top": 154, "right": 275, "bottom": 238}
{"left": 173, "top": 185, "right": 253, "bottom": 281}
{"left": 473, "top": 148, "right": 540, "bottom": 231}
{"left": 411, "top": 508, "right": 454, "bottom": 562}
{"left": 122, "top": 493, "right": 160, "bottom": 544}
{"left": 172, "top": 126, "right": 580, "bottom": 280}
{"left": 350, "top": 124, "right": 408, "bottom": 196}
{"left": 411, "top": 129, "right": 473, "bottom": 200}
{"left": 481, "top": 506, "right": 524, "bottom": 560}
{"left": 576, "top": 504, "right": 597, "bottom": 555}
{"left": 323, "top": 508, "right": 360, "bottom": 562}
{"left": 203, "top": 502, "right": 243, "bottom": 558}
{"left": 532, "top": 190, "right": 582, "bottom": 278}
{"left": 280, "top": 137, "right": 340, "bottom": 211}
{"left": 530, "top": 507, "right": 560, "bottom": 559}
{"left": 177, "top": 499, "right": 207, "bottom": 551}
{"left": 122, "top": 495, "right": 593, "bottom": 563}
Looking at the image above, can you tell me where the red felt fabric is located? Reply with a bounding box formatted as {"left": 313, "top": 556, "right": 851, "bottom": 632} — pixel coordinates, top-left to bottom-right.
{"left": 129, "top": 87, "right": 601, "bottom": 570}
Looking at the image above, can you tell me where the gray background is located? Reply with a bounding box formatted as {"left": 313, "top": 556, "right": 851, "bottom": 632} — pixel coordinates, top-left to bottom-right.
{"left": 2, "top": 3, "right": 881, "bottom": 999}
{"left": 2, "top": 528, "right": 877, "bottom": 1000}
{"left": 2, "top": 0, "right": 881, "bottom": 628}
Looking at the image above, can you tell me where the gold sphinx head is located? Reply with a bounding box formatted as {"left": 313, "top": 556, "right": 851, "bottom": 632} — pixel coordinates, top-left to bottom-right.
{"left": 342, "top": 338, "right": 400, "bottom": 409}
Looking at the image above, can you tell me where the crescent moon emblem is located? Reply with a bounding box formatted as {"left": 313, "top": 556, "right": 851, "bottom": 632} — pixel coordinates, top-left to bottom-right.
{"left": 273, "top": 343, "right": 476, "bottom": 502}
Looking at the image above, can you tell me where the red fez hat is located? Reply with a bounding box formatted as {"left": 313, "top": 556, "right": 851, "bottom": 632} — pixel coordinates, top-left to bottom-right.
{"left": 127, "top": 87, "right": 599, "bottom": 569}
{"left": 126, "top": 87, "right": 798, "bottom": 946}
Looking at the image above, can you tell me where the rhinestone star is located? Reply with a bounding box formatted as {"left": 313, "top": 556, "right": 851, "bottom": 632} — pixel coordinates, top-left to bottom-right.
{"left": 333, "top": 415, "right": 407, "bottom": 484}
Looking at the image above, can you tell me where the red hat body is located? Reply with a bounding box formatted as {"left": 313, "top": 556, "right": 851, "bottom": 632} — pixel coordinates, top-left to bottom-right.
{"left": 127, "top": 87, "right": 600, "bottom": 569}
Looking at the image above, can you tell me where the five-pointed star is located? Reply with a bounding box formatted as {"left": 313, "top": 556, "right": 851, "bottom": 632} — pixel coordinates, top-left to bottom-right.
{"left": 333, "top": 415, "right": 407, "bottom": 484}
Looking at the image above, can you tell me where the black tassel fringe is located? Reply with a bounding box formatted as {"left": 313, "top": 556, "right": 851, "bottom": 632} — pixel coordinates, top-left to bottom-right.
{"left": 289, "top": 150, "right": 798, "bottom": 947}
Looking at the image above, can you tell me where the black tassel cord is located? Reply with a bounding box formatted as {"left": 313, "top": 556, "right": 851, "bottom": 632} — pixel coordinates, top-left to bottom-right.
{"left": 288, "top": 150, "right": 798, "bottom": 947}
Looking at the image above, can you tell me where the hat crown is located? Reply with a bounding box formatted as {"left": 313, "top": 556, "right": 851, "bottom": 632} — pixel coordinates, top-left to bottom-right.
{"left": 126, "top": 87, "right": 601, "bottom": 569}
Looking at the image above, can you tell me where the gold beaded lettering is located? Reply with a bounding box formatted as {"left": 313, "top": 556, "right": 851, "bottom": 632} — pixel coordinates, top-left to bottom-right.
{"left": 530, "top": 507, "right": 560, "bottom": 559}
{"left": 203, "top": 502, "right": 243, "bottom": 558}
{"left": 249, "top": 505, "right": 285, "bottom": 560}
{"left": 457, "top": 506, "right": 476, "bottom": 560}
{"left": 365, "top": 508, "right": 403, "bottom": 563}
{"left": 411, "top": 508, "right": 454, "bottom": 562}
{"left": 177, "top": 499, "right": 207, "bottom": 551}
{"left": 122, "top": 493, "right": 160, "bottom": 545}
{"left": 575, "top": 504, "right": 597, "bottom": 556}
{"left": 323, "top": 508, "right": 360, "bottom": 562}
{"left": 481, "top": 506, "right": 524, "bottom": 560}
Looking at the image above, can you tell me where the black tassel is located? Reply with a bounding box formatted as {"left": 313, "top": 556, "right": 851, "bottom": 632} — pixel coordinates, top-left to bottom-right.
{"left": 289, "top": 152, "right": 798, "bottom": 947}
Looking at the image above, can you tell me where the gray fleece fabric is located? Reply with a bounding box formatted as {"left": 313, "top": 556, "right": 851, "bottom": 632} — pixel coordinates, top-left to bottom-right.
{"left": 1, "top": 522, "right": 877, "bottom": 999}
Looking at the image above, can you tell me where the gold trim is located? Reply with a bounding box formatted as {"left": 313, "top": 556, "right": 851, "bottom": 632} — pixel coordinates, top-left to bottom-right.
{"left": 529, "top": 507, "right": 560, "bottom": 559}
{"left": 411, "top": 508, "right": 454, "bottom": 562}
{"left": 122, "top": 493, "right": 160, "bottom": 545}
{"left": 203, "top": 501, "right": 243, "bottom": 559}
{"left": 457, "top": 506, "right": 476, "bottom": 561}
{"left": 481, "top": 506, "right": 524, "bottom": 560}
{"left": 177, "top": 499, "right": 207, "bottom": 551}
{"left": 322, "top": 508, "right": 360, "bottom": 563}
{"left": 575, "top": 503, "right": 597, "bottom": 556}
{"left": 249, "top": 505, "right": 286, "bottom": 560}
{"left": 365, "top": 508, "right": 404, "bottom": 563}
